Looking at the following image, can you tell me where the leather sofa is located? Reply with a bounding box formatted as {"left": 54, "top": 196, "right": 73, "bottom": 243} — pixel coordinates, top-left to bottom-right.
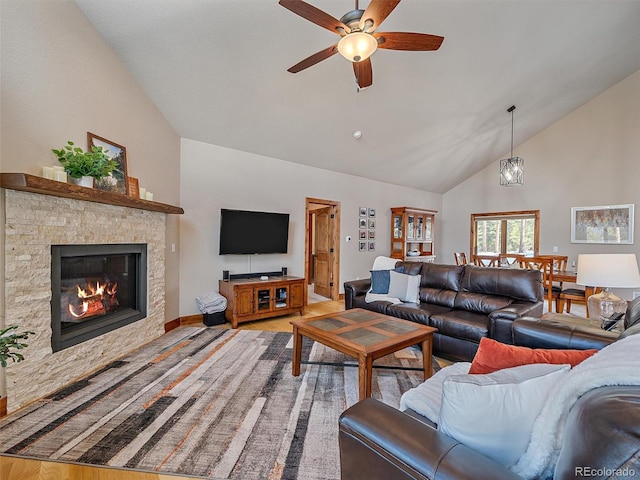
{"left": 338, "top": 299, "right": 640, "bottom": 480}
{"left": 344, "top": 262, "right": 544, "bottom": 361}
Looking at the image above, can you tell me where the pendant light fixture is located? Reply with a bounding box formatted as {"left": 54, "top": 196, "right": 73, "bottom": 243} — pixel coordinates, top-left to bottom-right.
{"left": 500, "top": 105, "right": 524, "bottom": 186}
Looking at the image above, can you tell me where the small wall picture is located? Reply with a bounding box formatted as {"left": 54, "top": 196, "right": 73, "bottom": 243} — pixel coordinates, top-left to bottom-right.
{"left": 368, "top": 219, "right": 375, "bottom": 229}
{"left": 368, "top": 208, "right": 376, "bottom": 217}
{"left": 359, "top": 207, "right": 367, "bottom": 217}
{"left": 359, "top": 242, "right": 367, "bottom": 252}
{"left": 368, "top": 242, "right": 375, "bottom": 251}
{"left": 88, "top": 132, "right": 129, "bottom": 195}
{"left": 359, "top": 218, "right": 367, "bottom": 229}
{"left": 368, "top": 230, "right": 375, "bottom": 239}
{"left": 359, "top": 230, "right": 367, "bottom": 240}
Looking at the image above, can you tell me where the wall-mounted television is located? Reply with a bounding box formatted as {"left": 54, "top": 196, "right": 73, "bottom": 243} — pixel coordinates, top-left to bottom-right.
{"left": 219, "top": 209, "right": 290, "bottom": 255}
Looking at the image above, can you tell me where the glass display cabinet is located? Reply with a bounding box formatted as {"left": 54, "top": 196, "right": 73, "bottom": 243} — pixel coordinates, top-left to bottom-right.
{"left": 390, "top": 207, "right": 437, "bottom": 262}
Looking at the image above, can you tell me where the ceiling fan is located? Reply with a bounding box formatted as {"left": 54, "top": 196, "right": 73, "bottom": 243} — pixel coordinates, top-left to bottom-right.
{"left": 279, "top": 0, "right": 444, "bottom": 89}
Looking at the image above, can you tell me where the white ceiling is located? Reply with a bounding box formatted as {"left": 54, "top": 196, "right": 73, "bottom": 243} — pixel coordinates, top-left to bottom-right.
{"left": 74, "top": 0, "right": 640, "bottom": 194}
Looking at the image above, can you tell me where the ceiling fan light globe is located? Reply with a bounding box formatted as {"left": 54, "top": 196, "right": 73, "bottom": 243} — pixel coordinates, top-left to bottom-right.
{"left": 337, "top": 32, "right": 377, "bottom": 62}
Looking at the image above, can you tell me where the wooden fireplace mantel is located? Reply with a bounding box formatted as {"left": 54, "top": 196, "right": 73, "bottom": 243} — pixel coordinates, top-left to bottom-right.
{"left": 1, "top": 173, "right": 184, "bottom": 214}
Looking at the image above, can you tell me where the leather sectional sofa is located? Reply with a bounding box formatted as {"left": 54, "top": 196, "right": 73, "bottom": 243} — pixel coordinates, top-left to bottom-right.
{"left": 338, "top": 299, "right": 640, "bottom": 480}
{"left": 344, "top": 262, "right": 544, "bottom": 361}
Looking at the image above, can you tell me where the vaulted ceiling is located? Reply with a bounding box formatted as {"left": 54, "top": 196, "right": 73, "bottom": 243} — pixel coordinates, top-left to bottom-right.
{"left": 75, "top": 0, "right": 640, "bottom": 193}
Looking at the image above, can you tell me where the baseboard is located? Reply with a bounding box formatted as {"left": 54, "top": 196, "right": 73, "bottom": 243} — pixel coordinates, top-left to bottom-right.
{"left": 164, "top": 314, "right": 206, "bottom": 333}
{"left": 0, "top": 396, "right": 7, "bottom": 418}
{"left": 180, "top": 314, "right": 205, "bottom": 326}
{"left": 164, "top": 318, "right": 181, "bottom": 332}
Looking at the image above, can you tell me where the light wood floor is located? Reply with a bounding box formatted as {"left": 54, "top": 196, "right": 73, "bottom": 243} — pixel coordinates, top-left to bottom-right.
{"left": 0, "top": 299, "right": 346, "bottom": 480}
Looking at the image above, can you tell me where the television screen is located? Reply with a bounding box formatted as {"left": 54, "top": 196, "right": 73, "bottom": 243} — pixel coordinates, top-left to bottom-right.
{"left": 219, "top": 209, "right": 290, "bottom": 255}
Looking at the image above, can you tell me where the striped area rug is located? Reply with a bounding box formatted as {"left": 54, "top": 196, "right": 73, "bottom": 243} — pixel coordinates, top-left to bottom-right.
{"left": 0, "top": 327, "right": 431, "bottom": 480}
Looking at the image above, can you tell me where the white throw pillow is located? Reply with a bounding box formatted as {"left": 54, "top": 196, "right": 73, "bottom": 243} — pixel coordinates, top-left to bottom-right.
{"left": 400, "top": 362, "right": 472, "bottom": 423}
{"left": 388, "top": 270, "right": 420, "bottom": 303}
{"left": 438, "top": 363, "right": 570, "bottom": 468}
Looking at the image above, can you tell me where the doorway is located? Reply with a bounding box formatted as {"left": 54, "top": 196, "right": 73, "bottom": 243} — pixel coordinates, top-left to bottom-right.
{"left": 305, "top": 198, "right": 340, "bottom": 302}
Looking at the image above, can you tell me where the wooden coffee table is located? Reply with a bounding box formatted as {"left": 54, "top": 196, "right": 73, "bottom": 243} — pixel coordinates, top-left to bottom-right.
{"left": 291, "top": 308, "right": 437, "bottom": 401}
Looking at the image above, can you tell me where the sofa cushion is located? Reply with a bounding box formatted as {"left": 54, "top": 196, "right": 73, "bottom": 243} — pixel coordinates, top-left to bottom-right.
{"left": 429, "top": 310, "right": 489, "bottom": 342}
{"left": 386, "top": 302, "right": 451, "bottom": 325}
{"left": 419, "top": 287, "right": 458, "bottom": 308}
{"left": 439, "top": 363, "right": 570, "bottom": 468}
{"left": 461, "top": 266, "right": 542, "bottom": 303}
{"left": 388, "top": 270, "right": 420, "bottom": 303}
{"left": 454, "top": 291, "right": 514, "bottom": 315}
{"left": 395, "top": 261, "right": 425, "bottom": 276}
{"left": 469, "top": 337, "right": 598, "bottom": 374}
{"left": 420, "top": 262, "right": 465, "bottom": 291}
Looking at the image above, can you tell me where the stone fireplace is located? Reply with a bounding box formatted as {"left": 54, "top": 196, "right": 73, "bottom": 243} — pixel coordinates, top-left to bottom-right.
{"left": 3, "top": 187, "right": 169, "bottom": 413}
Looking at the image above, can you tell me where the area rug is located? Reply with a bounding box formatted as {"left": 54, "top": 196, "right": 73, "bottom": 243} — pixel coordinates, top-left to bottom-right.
{"left": 0, "top": 327, "right": 434, "bottom": 480}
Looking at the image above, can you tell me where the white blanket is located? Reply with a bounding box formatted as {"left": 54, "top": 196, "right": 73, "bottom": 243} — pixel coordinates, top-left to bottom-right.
{"left": 364, "top": 256, "right": 402, "bottom": 304}
{"left": 511, "top": 333, "right": 640, "bottom": 479}
{"left": 195, "top": 291, "right": 227, "bottom": 314}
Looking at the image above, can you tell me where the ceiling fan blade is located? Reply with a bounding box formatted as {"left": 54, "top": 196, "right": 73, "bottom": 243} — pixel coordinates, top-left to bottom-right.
{"left": 359, "top": 0, "right": 401, "bottom": 32}
{"left": 279, "top": 0, "right": 349, "bottom": 35}
{"left": 375, "top": 32, "right": 444, "bottom": 51}
{"left": 287, "top": 44, "right": 338, "bottom": 73}
{"left": 353, "top": 58, "right": 373, "bottom": 89}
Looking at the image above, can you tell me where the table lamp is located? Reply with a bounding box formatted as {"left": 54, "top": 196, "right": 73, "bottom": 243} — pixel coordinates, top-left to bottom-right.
{"left": 576, "top": 254, "right": 640, "bottom": 326}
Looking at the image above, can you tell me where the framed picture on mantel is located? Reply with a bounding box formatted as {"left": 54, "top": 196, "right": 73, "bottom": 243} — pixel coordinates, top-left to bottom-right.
{"left": 88, "top": 132, "right": 129, "bottom": 196}
{"left": 571, "top": 204, "right": 634, "bottom": 244}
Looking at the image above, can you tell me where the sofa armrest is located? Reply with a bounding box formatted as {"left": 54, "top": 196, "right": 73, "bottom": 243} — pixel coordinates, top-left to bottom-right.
{"left": 489, "top": 301, "right": 544, "bottom": 343}
{"left": 344, "top": 278, "right": 371, "bottom": 309}
{"left": 512, "top": 317, "right": 617, "bottom": 350}
{"left": 339, "top": 398, "right": 521, "bottom": 480}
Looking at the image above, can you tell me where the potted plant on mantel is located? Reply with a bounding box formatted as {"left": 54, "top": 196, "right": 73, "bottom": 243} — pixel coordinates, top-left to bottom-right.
{"left": 52, "top": 140, "right": 118, "bottom": 187}
{"left": 0, "top": 325, "right": 34, "bottom": 415}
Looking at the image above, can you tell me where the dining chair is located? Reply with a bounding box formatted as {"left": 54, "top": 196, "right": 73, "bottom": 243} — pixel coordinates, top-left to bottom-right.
{"left": 500, "top": 253, "right": 524, "bottom": 267}
{"left": 472, "top": 255, "right": 499, "bottom": 267}
{"left": 519, "top": 256, "right": 558, "bottom": 312}
{"left": 453, "top": 252, "right": 468, "bottom": 266}
{"left": 538, "top": 255, "right": 569, "bottom": 307}
{"left": 538, "top": 254, "right": 568, "bottom": 272}
{"left": 557, "top": 286, "right": 601, "bottom": 316}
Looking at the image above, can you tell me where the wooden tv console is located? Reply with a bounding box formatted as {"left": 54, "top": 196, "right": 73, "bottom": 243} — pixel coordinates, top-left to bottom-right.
{"left": 219, "top": 275, "right": 305, "bottom": 328}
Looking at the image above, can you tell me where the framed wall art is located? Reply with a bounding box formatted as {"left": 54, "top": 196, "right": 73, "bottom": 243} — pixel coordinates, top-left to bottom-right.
{"left": 88, "top": 132, "right": 129, "bottom": 195}
{"left": 571, "top": 204, "right": 634, "bottom": 244}
{"left": 359, "top": 207, "right": 367, "bottom": 217}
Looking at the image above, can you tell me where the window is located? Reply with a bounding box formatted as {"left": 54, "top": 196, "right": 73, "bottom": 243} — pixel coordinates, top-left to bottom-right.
{"left": 471, "top": 210, "right": 539, "bottom": 258}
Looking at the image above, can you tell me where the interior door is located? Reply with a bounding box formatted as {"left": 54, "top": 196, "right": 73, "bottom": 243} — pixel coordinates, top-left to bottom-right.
{"left": 314, "top": 206, "right": 332, "bottom": 298}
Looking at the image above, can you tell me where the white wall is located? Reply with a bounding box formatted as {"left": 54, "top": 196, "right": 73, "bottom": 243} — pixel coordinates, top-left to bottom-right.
{"left": 442, "top": 69, "right": 640, "bottom": 298}
{"left": 0, "top": 0, "right": 182, "bottom": 320}
{"left": 179, "top": 139, "right": 442, "bottom": 316}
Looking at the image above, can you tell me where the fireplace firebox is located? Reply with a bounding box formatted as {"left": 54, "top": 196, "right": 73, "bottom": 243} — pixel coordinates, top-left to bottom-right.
{"left": 51, "top": 244, "right": 147, "bottom": 352}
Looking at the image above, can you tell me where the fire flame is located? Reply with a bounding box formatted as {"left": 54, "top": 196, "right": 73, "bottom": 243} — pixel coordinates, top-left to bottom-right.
{"left": 68, "top": 281, "right": 118, "bottom": 319}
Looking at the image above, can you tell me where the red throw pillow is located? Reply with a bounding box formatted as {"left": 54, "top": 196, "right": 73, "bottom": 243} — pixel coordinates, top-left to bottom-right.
{"left": 469, "top": 337, "right": 598, "bottom": 374}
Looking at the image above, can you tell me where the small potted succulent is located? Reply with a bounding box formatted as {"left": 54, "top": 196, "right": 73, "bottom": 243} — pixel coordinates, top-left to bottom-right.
{"left": 52, "top": 140, "right": 119, "bottom": 187}
{"left": 0, "top": 325, "right": 35, "bottom": 368}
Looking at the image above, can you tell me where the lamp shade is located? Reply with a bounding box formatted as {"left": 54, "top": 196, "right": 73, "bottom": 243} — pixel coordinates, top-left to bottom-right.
{"left": 576, "top": 254, "right": 640, "bottom": 288}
